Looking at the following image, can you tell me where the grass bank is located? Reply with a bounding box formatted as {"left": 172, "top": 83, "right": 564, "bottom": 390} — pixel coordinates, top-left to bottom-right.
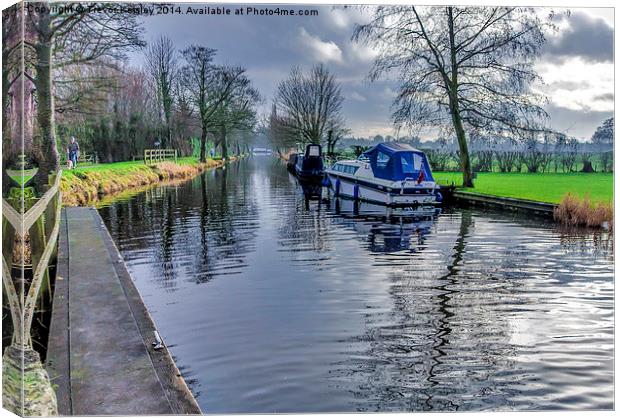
{"left": 434, "top": 172, "right": 613, "bottom": 204}
{"left": 61, "top": 157, "right": 225, "bottom": 206}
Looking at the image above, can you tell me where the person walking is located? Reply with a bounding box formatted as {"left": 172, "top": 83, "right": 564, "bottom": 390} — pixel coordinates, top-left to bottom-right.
{"left": 67, "top": 136, "right": 79, "bottom": 169}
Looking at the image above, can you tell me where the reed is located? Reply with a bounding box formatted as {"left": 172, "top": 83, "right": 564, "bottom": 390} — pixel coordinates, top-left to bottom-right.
{"left": 554, "top": 193, "right": 613, "bottom": 230}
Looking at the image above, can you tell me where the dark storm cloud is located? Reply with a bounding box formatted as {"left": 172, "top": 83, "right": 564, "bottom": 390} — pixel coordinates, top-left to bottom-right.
{"left": 543, "top": 11, "right": 613, "bottom": 63}
{"left": 545, "top": 104, "right": 612, "bottom": 139}
{"left": 593, "top": 93, "right": 614, "bottom": 102}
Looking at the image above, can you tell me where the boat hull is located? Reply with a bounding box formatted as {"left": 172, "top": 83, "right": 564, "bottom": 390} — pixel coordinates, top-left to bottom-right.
{"left": 326, "top": 173, "right": 440, "bottom": 208}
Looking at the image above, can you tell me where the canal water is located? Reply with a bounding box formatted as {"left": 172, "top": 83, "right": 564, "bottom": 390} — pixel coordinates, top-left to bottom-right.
{"left": 98, "top": 157, "right": 613, "bottom": 413}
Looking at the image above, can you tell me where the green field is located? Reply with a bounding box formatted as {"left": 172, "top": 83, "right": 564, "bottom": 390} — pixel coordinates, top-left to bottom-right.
{"left": 433, "top": 172, "right": 613, "bottom": 204}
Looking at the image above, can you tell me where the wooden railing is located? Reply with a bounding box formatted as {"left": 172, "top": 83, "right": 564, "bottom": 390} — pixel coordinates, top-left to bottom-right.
{"left": 144, "top": 149, "right": 177, "bottom": 165}
{"left": 2, "top": 171, "right": 62, "bottom": 347}
{"left": 77, "top": 152, "right": 97, "bottom": 164}
{"left": 2, "top": 171, "right": 62, "bottom": 415}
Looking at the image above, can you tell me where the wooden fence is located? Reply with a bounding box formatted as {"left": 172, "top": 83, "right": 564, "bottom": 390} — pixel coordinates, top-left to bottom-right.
{"left": 77, "top": 153, "right": 97, "bottom": 164}
{"left": 144, "top": 149, "right": 177, "bottom": 165}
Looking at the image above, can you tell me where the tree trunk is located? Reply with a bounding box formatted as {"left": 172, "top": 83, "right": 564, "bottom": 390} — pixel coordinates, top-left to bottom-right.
{"left": 32, "top": 11, "right": 58, "bottom": 190}
{"left": 165, "top": 119, "right": 172, "bottom": 149}
{"left": 220, "top": 126, "right": 228, "bottom": 159}
{"left": 199, "top": 125, "right": 207, "bottom": 162}
{"left": 581, "top": 160, "right": 595, "bottom": 173}
{"left": 449, "top": 97, "right": 473, "bottom": 187}
{"left": 447, "top": 7, "right": 473, "bottom": 188}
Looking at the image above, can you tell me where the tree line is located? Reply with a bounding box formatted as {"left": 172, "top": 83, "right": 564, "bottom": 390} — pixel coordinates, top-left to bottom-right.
{"left": 55, "top": 37, "right": 261, "bottom": 166}
{"left": 2, "top": 4, "right": 260, "bottom": 193}
{"left": 339, "top": 118, "right": 614, "bottom": 173}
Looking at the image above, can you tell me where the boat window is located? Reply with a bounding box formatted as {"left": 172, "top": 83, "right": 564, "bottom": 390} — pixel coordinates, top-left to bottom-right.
{"left": 400, "top": 153, "right": 422, "bottom": 174}
{"left": 307, "top": 146, "right": 320, "bottom": 157}
{"left": 376, "top": 151, "right": 390, "bottom": 168}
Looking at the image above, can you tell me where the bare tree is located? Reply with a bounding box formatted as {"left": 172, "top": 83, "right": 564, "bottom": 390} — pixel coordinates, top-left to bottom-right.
{"left": 180, "top": 45, "right": 247, "bottom": 162}
{"left": 469, "top": 133, "right": 494, "bottom": 172}
{"left": 555, "top": 133, "right": 579, "bottom": 172}
{"left": 274, "top": 64, "right": 346, "bottom": 147}
{"left": 494, "top": 138, "right": 520, "bottom": 172}
{"left": 144, "top": 35, "right": 178, "bottom": 149}
{"left": 172, "top": 88, "right": 200, "bottom": 156}
{"left": 325, "top": 123, "right": 350, "bottom": 156}
{"left": 520, "top": 135, "right": 552, "bottom": 173}
{"left": 209, "top": 68, "right": 260, "bottom": 159}
{"left": 353, "top": 6, "right": 553, "bottom": 187}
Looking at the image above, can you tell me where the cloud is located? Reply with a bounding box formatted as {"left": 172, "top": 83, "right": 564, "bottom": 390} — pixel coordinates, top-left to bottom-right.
{"left": 328, "top": 6, "right": 374, "bottom": 30}
{"left": 533, "top": 57, "right": 613, "bottom": 113}
{"left": 298, "top": 27, "right": 343, "bottom": 64}
{"left": 593, "top": 93, "right": 614, "bottom": 102}
{"left": 381, "top": 87, "right": 397, "bottom": 100}
{"left": 329, "top": 8, "right": 350, "bottom": 29}
{"left": 347, "top": 42, "right": 379, "bottom": 63}
{"left": 543, "top": 11, "right": 613, "bottom": 63}
{"left": 544, "top": 103, "right": 612, "bottom": 139}
{"left": 349, "top": 91, "right": 367, "bottom": 102}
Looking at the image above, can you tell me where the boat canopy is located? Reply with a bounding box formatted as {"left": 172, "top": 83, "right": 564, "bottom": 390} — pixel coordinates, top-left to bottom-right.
{"left": 296, "top": 143, "right": 324, "bottom": 174}
{"left": 362, "top": 143, "right": 434, "bottom": 182}
{"left": 305, "top": 143, "right": 322, "bottom": 158}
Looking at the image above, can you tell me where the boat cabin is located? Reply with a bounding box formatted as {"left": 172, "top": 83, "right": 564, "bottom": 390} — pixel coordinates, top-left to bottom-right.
{"left": 362, "top": 143, "right": 434, "bottom": 182}
{"left": 331, "top": 161, "right": 361, "bottom": 176}
{"left": 295, "top": 143, "right": 324, "bottom": 178}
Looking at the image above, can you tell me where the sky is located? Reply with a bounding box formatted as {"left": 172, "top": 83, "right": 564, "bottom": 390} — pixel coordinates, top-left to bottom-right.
{"left": 130, "top": 5, "right": 614, "bottom": 141}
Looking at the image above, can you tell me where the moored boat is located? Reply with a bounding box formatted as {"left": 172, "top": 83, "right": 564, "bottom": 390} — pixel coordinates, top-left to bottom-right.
{"left": 325, "top": 142, "right": 442, "bottom": 210}
{"left": 292, "top": 143, "right": 324, "bottom": 183}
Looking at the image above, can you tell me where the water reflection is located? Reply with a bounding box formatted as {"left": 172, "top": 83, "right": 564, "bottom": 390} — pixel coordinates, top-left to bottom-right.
{"left": 101, "top": 163, "right": 260, "bottom": 291}
{"left": 99, "top": 157, "right": 613, "bottom": 413}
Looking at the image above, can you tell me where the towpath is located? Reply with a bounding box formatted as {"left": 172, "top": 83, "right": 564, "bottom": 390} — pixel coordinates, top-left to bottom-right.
{"left": 46, "top": 207, "right": 200, "bottom": 415}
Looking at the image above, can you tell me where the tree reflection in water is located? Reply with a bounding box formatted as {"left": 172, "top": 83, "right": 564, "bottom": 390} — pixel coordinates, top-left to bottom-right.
{"left": 98, "top": 157, "right": 613, "bottom": 412}
{"left": 99, "top": 162, "right": 261, "bottom": 290}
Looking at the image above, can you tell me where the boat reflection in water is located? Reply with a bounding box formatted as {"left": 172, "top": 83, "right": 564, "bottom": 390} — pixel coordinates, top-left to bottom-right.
{"left": 329, "top": 197, "right": 437, "bottom": 254}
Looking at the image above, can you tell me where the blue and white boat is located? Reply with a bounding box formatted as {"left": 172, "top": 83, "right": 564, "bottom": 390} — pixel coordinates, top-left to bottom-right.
{"left": 325, "top": 143, "right": 442, "bottom": 209}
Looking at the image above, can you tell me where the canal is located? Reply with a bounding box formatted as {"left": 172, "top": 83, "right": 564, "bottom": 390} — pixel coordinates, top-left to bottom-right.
{"left": 98, "top": 156, "right": 613, "bottom": 413}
